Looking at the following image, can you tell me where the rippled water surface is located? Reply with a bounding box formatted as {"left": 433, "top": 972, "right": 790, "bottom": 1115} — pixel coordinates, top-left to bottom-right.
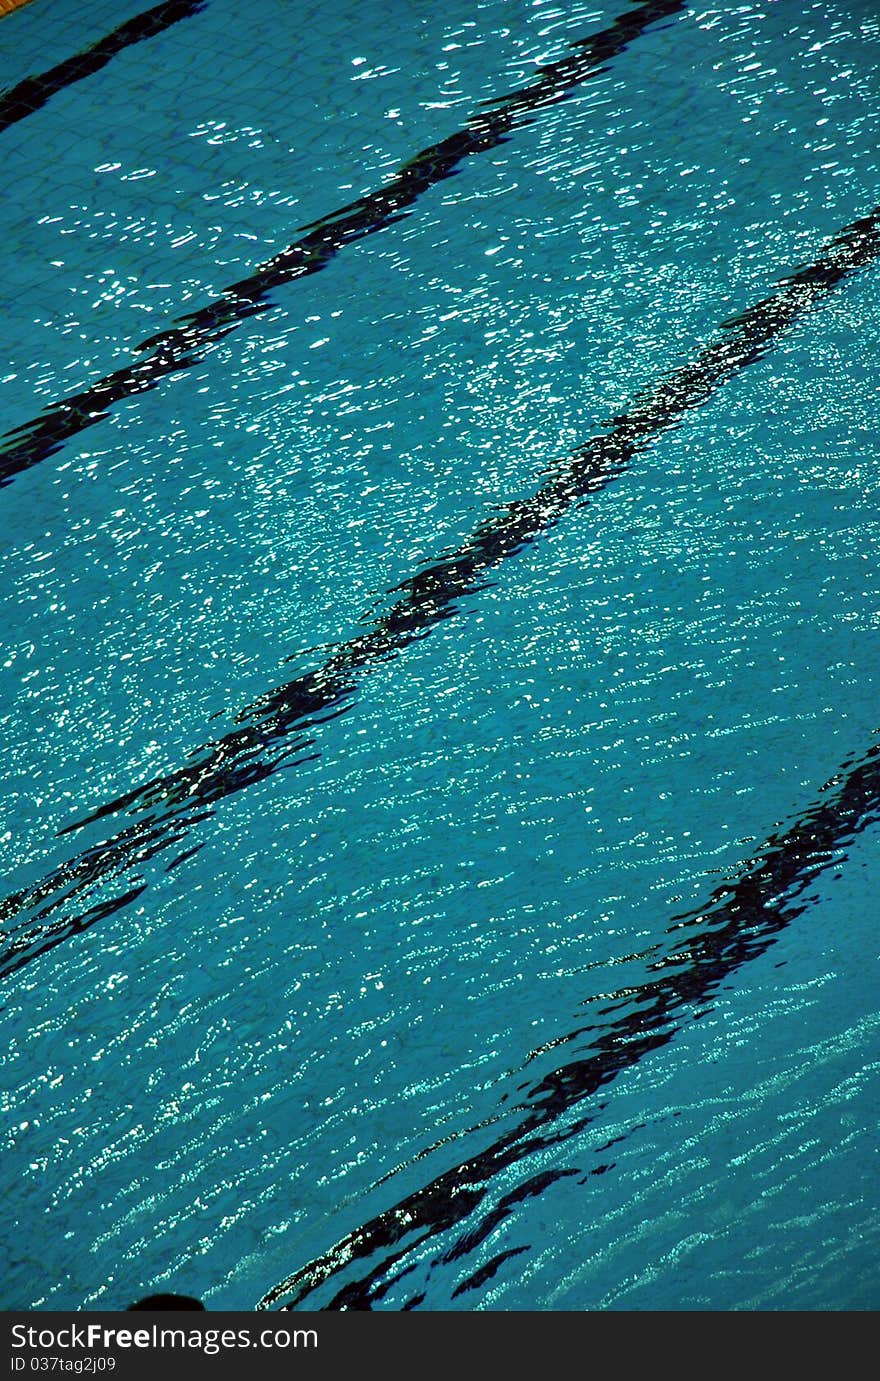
{"left": 1, "top": 0, "right": 879, "bottom": 1310}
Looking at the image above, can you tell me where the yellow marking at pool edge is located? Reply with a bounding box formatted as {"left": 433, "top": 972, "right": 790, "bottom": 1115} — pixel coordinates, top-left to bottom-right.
{"left": 0, "top": 0, "right": 36, "bottom": 17}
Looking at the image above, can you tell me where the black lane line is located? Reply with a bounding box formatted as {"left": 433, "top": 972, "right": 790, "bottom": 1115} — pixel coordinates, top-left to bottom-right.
{"left": 0, "top": 200, "right": 878, "bottom": 983}
{"left": 255, "top": 737, "right": 880, "bottom": 1309}
{"left": 0, "top": 1, "right": 208, "bottom": 136}
{"left": 0, "top": 0, "right": 685, "bottom": 492}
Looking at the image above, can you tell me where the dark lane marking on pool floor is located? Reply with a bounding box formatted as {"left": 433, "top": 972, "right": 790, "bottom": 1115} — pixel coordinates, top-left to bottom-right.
{"left": 0, "top": 1, "right": 208, "bottom": 136}
{"left": 257, "top": 737, "right": 880, "bottom": 1309}
{"left": 0, "top": 198, "right": 877, "bottom": 982}
{"left": 0, "top": 0, "right": 685, "bottom": 491}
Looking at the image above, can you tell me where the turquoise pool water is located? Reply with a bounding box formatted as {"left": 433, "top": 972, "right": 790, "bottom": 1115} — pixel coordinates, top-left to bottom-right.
{"left": 1, "top": 0, "right": 879, "bottom": 1310}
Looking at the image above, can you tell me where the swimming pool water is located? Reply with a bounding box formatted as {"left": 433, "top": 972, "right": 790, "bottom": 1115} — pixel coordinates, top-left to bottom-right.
{"left": 1, "top": 0, "right": 879, "bottom": 1310}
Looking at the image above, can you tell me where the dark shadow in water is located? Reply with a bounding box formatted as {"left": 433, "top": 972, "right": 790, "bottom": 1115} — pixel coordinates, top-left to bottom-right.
{"left": 0, "top": 1, "right": 207, "bottom": 135}
{"left": 127, "top": 1294, "right": 205, "bottom": 1310}
{"left": 256, "top": 736, "right": 880, "bottom": 1308}
{"left": 0, "top": 201, "right": 878, "bottom": 982}
{"left": 0, "top": 0, "right": 685, "bottom": 491}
